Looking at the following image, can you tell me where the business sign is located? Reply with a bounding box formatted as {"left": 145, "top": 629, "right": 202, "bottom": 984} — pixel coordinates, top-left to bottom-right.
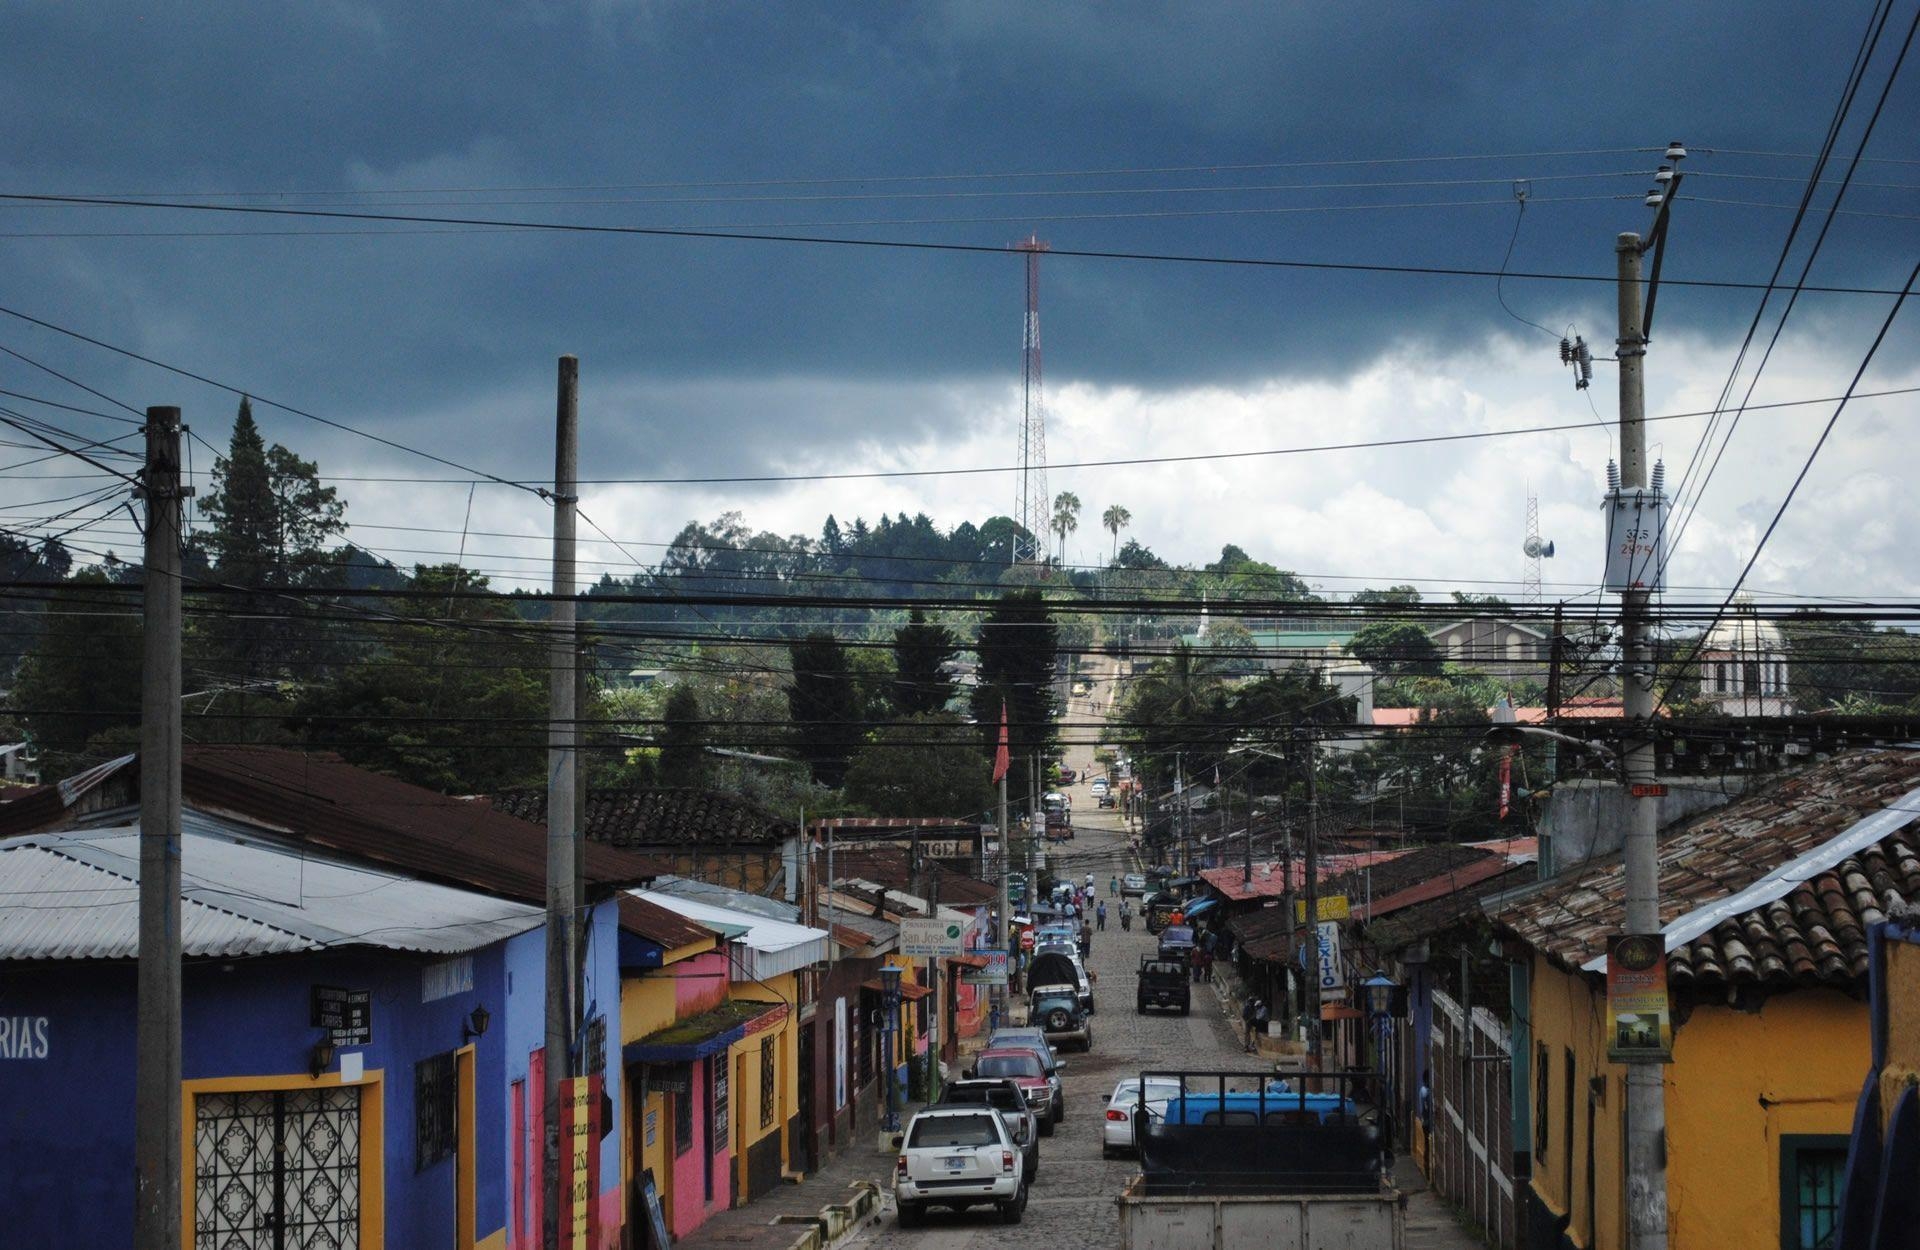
{"left": 563, "top": 1076, "right": 597, "bottom": 1248}
{"left": 1294, "top": 895, "right": 1351, "bottom": 923}
{"left": 310, "top": 985, "right": 372, "bottom": 1045}
{"left": 962, "top": 950, "right": 1010, "bottom": 987}
{"left": 1605, "top": 933, "right": 1673, "bottom": 1063}
{"left": 900, "top": 917, "right": 967, "bottom": 958}
{"left": 1316, "top": 921, "right": 1343, "bottom": 993}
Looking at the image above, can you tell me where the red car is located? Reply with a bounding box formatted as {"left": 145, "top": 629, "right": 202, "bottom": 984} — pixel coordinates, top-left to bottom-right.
{"left": 968, "top": 1048, "right": 1056, "bottom": 1136}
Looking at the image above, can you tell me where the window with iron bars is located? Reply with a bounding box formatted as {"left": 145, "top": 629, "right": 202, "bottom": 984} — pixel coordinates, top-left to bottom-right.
{"left": 760, "top": 1037, "right": 776, "bottom": 1129}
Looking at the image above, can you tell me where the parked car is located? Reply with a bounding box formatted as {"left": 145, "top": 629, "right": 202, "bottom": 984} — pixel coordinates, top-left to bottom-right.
{"left": 1136, "top": 956, "right": 1191, "bottom": 1015}
{"left": 1101, "top": 1076, "right": 1186, "bottom": 1159}
{"left": 984, "top": 1028, "right": 1067, "bottom": 1122}
{"left": 1031, "top": 986, "right": 1093, "bottom": 1052}
{"left": 937, "top": 1078, "right": 1040, "bottom": 1182}
{"left": 1090, "top": 776, "right": 1110, "bottom": 796}
{"left": 894, "top": 1105, "right": 1028, "bottom": 1227}
{"left": 1098, "top": 792, "right": 1116, "bottom": 808}
{"left": 969, "top": 1048, "right": 1056, "bottom": 1134}
{"left": 1121, "top": 873, "right": 1149, "bottom": 897}
{"left": 1029, "top": 949, "right": 1094, "bottom": 1014}
{"left": 1157, "top": 924, "right": 1197, "bottom": 963}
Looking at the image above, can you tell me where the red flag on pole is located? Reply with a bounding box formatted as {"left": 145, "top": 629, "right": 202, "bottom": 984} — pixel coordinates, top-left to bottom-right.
{"left": 992, "top": 701, "right": 1011, "bottom": 783}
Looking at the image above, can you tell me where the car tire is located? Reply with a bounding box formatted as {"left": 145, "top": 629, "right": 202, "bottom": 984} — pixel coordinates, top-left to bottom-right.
{"left": 897, "top": 1201, "right": 922, "bottom": 1229}
{"left": 1028, "top": 1153, "right": 1039, "bottom": 1182}
{"left": 1038, "top": 1116, "right": 1054, "bottom": 1138}
{"left": 1000, "top": 1184, "right": 1028, "bottom": 1224}
{"left": 1180, "top": 1003, "right": 1190, "bottom": 1016}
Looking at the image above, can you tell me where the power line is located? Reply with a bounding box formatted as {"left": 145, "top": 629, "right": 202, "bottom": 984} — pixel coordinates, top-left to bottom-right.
{"left": 0, "top": 192, "right": 1909, "bottom": 297}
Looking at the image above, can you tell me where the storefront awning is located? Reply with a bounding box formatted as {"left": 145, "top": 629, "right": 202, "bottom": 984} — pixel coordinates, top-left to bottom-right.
{"left": 622, "top": 999, "right": 785, "bottom": 1064}
{"left": 1320, "top": 1003, "right": 1364, "bottom": 1021}
{"left": 861, "top": 978, "right": 933, "bottom": 1000}
{"left": 948, "top": 953, "right": 990, "bottom": 969}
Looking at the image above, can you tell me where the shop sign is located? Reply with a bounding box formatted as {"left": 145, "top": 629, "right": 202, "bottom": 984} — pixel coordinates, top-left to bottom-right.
{"left": 962, "top": 950, "right": 1009, "bottom": 987}
{"left": 311, "top": 985, "right": 371, "bottom": 1045}
{"left": 1605, "top": 933, "right": 1673, "bottom": 1063}
{"left": 901, "top": 918, "right": 967, "bottom": 958}
{"left": 1294, "top": 895, "right": 1350, "bottom": 923}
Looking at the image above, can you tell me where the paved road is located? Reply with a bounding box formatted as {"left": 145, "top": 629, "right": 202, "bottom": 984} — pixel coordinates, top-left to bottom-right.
{"left": 848, "top": 800, "right": 1238, "bottom": 1247}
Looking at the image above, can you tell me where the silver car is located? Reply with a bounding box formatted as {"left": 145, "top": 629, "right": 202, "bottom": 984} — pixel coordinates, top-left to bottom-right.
{"left": 1100, "top": 1076, "right": 1185, "bottom": 1159}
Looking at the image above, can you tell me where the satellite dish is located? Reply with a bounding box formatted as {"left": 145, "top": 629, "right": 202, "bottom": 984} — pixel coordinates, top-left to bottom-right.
{"left": 1523, "top": 537, "right": 1555, "bottom": 559}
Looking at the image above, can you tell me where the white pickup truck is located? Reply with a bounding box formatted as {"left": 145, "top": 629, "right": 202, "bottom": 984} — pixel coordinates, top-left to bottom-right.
{"left": 894, "top": 1106, "right": 1029, "bottom": 1227}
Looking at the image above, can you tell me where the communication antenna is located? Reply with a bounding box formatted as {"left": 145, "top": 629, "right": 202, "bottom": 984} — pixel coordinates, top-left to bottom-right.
{"left": 1522, "top": 491, "right": 1555, "bottom": 604}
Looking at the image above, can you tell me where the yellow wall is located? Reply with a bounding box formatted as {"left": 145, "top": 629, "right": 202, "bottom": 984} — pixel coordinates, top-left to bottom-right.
{"left": 1527, "top": 954, "right": 1867, "bottom": 1250}
{"left": 1526, "top": 954, "right": 1627, "bottom": 1249}
{"left": 1882, "top": 938, "right": 1920, "bottom": 1134}
{"left": 1667, "top": 990, "right": 1866, "bottom": 1250}
{"left": 727, "top": 969, "right": 798, "bottom": 1185}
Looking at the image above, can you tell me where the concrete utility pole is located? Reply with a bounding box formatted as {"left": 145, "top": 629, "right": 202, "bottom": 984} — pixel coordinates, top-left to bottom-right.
{"left": 1616, "top": 233, "right": 1668, "bottom": 1250}
{"left": 996, "top": 768, "right": 1010, "bottom": 1031}
{"left": 134, "top": 407, "right": 186, "bottom": 1250}
{"left": 544, "top": 355, "right": 580, "bottom": 1250}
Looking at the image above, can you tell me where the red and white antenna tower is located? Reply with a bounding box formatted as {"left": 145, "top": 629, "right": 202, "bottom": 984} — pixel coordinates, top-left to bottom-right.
{"left": 1013, "top": 234, "right": 1050, "bottom": 563}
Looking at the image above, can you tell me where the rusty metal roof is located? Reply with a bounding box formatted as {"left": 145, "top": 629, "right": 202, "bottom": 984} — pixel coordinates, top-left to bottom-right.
{"left": 175, "top": 748, "right": 665, "bottom": 903}
{"left": 1491, "top": 749, "right": 1920, "bottom": 988}
{"left": 0, "top": 814, "right": 544, "bottom": 960}
{"left": 617, "top": 895, "right": 718, "bottom": 950}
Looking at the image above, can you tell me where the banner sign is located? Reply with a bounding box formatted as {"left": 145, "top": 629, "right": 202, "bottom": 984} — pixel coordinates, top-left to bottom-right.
{"left": 962, "top": 950, "right": 1009, "bottom": 987}
{"left": 562, "top": 1075, "right": 600, "bottom": 1248}
{"left": 1299, "top": 920, "right": 1344, "bottom": 993}
{"left": 900, "top": 917, "right": 967, "bottom": 958}
{"left": 1605, "top": 933, "right": 1674, "bottom": 1063}
{"left": 1294, "top": 895, "right": 1351, "bottom": 923}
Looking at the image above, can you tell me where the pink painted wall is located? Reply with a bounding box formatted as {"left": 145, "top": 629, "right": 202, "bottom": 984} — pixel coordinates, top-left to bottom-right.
{"left": 673, "top": 950, "right": 730, "bottom": 1016}
{"left": 669, "top": 1054, "right": 734, "bottom": 1239}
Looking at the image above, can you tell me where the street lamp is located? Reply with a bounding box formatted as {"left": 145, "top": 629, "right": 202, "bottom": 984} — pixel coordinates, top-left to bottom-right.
{"left": 879, "top": 964, "right": 904, "bottom": 1133}
{"left": 1362, "top": 971, "right": 1400, "bottom": 1019}
{"left": 1362, "top": 970, "right": 1403, "bottom": 1145}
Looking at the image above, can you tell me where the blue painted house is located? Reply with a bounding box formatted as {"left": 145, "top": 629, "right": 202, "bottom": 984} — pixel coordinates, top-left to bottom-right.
{"left": 0, "top": 747, "right": 662, "bottom": 1250}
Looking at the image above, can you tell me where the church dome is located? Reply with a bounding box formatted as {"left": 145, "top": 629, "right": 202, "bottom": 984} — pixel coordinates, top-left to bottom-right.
{"left": 1701, "top": 596, "right": 1784, "bottom": 654}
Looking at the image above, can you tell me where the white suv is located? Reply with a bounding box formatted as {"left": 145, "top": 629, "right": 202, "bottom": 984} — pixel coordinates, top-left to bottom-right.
{"left": 894, "top": 1106, "right": 1029, "bottom": 1227}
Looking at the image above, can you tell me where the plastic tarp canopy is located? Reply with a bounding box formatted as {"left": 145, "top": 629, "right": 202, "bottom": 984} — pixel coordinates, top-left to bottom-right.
{"left": 1026, "top": 951, "right": 1079, "bottom": 992}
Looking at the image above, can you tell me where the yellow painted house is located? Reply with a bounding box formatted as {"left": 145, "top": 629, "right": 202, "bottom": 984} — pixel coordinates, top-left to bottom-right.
{"left": 1492, "top": 749, "right": 1920, "bottom": 1250}
{"left": 614, "top": 890, "right": 831, "bottom": 1243}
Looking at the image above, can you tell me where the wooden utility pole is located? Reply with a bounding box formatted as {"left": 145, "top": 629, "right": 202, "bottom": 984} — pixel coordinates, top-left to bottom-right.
{"left": 544, "top": 355, "right": 580, "bottom": 1250}
{"left": 1301, "top": 728, "right": 1322, "bottom": 1069}
{"left": 134, "top": 407, "right": 186, "bottom": 1250}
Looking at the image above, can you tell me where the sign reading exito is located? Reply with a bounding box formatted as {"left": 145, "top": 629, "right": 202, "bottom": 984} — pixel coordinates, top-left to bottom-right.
{"left": 310, "top": 985, "right": 372, "bottom": 1045}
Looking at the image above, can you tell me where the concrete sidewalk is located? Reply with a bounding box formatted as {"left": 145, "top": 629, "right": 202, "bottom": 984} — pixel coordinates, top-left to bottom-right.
{"left": 1394, "top": 1156, "right": 1490, "bottom": 1250}
{"left": 670, "top": 1116, "right": 916, "bottom": 1250}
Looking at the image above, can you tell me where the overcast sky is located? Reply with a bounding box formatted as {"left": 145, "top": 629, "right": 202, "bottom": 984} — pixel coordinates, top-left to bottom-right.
{"left": 2, "top": 2, "right": 1916, "bottom": 602}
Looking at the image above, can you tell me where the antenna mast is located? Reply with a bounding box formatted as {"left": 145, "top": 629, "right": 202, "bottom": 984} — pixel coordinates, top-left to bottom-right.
{"left": 1013, "top": 235, "right": 1050, "bottom": 564}
{"left": 1523, "top": 491, "right": 1543, "bottom": 604}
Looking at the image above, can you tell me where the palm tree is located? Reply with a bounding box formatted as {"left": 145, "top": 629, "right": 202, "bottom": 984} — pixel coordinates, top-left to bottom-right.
{"left": 1051, "top": 491, "right": 1081, "bottom": 566}
{"left": 1101, "top": 504, "right": 1132, "bottom": 564}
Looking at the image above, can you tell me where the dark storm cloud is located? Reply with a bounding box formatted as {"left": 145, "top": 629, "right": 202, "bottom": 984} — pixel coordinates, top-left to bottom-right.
{"left": 0, "top": 0, "right": 1912, "bottom": 475}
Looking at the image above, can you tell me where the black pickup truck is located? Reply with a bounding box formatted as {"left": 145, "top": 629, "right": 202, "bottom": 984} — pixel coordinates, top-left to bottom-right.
{"left": 1136, "top": 956, "right": 1191, "bottom": 1015}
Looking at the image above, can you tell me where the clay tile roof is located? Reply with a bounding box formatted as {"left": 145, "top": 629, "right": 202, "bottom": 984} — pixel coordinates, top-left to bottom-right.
{"left": 1491, "top": 748, "right": 1920, "bottom": 990}
{"left": 490, "top": 787, "right": 787, "bottom": 848}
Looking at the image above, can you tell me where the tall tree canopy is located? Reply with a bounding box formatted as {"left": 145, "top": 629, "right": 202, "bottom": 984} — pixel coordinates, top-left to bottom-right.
{"left": 969, "top": 589, "right": 1058, "bottom": 801}
{"left": 10, "top": 572, "right": 141, "bottom": 768}
{"left": 843, "top": 713, "right": 994, "bottom": 818}
{"left": 786, "top": 633, "right": 861, "bottom": 786}
{"left": 892, "top": 608, "right": 959, "bottom": 716}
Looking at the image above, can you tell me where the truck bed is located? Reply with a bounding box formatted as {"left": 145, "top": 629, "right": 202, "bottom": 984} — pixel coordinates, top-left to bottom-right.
{"left": 1116, "top": 1175, "right": 1405, "bottom": 1250}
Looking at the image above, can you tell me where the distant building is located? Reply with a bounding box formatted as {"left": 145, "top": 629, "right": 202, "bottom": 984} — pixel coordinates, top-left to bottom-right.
{"left": 1697, "top": 597, "right": 1793, "bottom": 716}
{"left": 1427, "top": 617, "right": 1550, "bottom": 684}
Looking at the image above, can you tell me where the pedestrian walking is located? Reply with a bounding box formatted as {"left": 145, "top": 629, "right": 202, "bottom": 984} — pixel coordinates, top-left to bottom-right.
{"left": 1242, "top": 995, "right": 1261, "bottom": 1053}
{"left": 1096, "top": 901, "right": 1108, "bottom": 931}
{"left": 1190, "top": 946, "right": 1204, "bottom": 983}
{"left": 1109, "top": 875, "right": 1118, "bottom": 896}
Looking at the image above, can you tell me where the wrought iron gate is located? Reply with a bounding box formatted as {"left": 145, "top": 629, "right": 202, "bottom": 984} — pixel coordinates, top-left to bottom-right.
{"left": 194, "top": 1086, "right": 362, "bottom": 1249}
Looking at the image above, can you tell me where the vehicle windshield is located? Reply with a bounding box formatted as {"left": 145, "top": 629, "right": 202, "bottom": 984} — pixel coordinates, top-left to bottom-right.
{"left": 909, "top": 1113, "right": 1000, "bottom": 1148}
{"left": 1142, "top": 961, "right": 1184, "bottom": 977}
{"left": 976, "top": 1053, "right": 1042, "bottom": 1079}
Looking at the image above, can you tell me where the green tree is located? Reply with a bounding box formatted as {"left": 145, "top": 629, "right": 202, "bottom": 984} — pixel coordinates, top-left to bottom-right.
{"left": 657, "top": 683, "right": 708, "bottom": 786}
{"left": 1101, "top": 504, "right": 1132, "bottom": 564}
{"left": 787, "top": 633, "right": 861, "bottom": 786}
{"left": 1349, "top": 585, "right": 1423, "bottom": 605}
{"left": 10, "top": 572, "right": 141, "bottom": 768}
{"left": 892, "top": 608, "right": 960, "bottom": 716}
{"left": 1349, "top": 621, "right": 1444, "bottom": 677}
{"left": 969, "top": 589, "right": 1058, "bottom": 801}
{"left": 286, "top": 565, "right": 545, "bottom": 792}
{"left": 843, "top": 714, "right": 995, "bottom": 818}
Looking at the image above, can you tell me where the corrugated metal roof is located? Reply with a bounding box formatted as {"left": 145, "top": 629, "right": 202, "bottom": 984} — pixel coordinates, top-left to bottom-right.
{"left": 0, "top": 813, "right": 545, "bottom": 960}
{"left": 617, "top": 895, "right": 718, "bottom": 950}
{"left": 631, "top": 888, "right": 830, "bottom": 980}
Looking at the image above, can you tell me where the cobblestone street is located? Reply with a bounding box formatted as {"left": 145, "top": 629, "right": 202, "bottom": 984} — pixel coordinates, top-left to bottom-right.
{"left": 847, "top": 788, "right": 1252, "bottom": 1248}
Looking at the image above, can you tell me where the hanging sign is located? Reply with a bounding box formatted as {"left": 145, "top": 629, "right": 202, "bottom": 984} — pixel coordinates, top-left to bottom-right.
{"left": 962, "top": 950, "right": 1010, "bottom": 987}
{"left": 1605, "top": 933, "right": 1674, "bottom": 1063}
{"left": 900, "top": 918, "right": 967, "bottom": 957}
{"left": 1294, "top": 895, "right": 1350, "bottom": 923}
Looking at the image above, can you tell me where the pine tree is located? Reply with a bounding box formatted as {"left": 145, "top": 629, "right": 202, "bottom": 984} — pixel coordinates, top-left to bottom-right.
{"left": 892, "top": 608, "right": 959, "bottom": 716}
{"left": 786, "top": 633, "right": 860, "bottom": 786}
{"left": 969, "top": 589, "right": 1058, "bottom": 800}
{"left": 657, "top": 683, "right": 708, "bottom": 786}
